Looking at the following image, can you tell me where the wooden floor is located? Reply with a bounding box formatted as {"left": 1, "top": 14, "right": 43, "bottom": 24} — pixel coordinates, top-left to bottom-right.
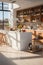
{"left": 0, "top": 45, "right": 43, "bottom": 65}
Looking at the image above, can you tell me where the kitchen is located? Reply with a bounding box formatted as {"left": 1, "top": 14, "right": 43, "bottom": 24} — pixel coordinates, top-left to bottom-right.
{"left": 0, "top": 0, "right": 43, "bottom": 51}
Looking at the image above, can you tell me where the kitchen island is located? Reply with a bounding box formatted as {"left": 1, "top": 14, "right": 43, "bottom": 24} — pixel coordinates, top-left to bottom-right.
{"left": 7, "top": 31, "right": 32, "bottom": 50}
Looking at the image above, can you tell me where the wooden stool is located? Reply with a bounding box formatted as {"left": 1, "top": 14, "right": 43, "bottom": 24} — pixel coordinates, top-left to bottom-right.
{"left": 0, "top": 33, "right": 6, "bottom": 45}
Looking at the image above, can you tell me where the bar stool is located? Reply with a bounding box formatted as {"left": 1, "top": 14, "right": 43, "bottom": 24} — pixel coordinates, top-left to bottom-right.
{"left": 0, "top": 33, "right": 7, "bottom": 45}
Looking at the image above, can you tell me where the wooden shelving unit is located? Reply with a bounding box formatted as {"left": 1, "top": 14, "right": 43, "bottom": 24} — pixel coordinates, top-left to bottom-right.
{"left": 17, "top": 5, "right": 43, "bottom": 22}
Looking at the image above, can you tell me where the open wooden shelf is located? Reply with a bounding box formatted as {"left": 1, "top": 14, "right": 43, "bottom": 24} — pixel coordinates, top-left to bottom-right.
{"left": 17, "top": 5, "right": 43, "bottom": 22}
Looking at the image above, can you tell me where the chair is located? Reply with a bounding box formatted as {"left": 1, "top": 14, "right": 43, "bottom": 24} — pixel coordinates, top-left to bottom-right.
{"left": 0, "top": 33, "right": 6, "bottom": 45}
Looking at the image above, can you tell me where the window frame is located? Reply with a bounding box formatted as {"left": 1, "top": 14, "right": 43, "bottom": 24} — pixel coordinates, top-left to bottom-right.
{"left": 0, "top": 2, "right": 10, "bottom": 29}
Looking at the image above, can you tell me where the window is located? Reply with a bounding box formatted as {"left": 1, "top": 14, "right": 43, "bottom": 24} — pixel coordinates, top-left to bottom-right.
{"left": 3, "top": 2, "right": 9, "bottom": 10}
{"left": 0, "top": 11, "right": 3, "bottom": 20}
{"left": 0, "top": 11, "right": 3, "bottom": 29}
{"left": 0, "top": 2, "right": 2, "bottom": 10}
{"left": 4, "top": 12, "right": 10, "bottom": 26}
{"left": 0, "top": 2, "right": 10, "bottom": 29}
